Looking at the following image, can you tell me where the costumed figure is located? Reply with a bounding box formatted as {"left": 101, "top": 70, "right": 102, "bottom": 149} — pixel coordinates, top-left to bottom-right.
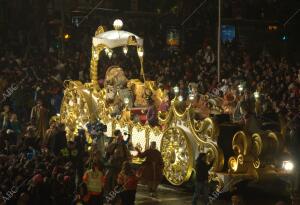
{"left": 135, "top": 141, "right": 164, "bottom": 196}
{"left": 146, "top": 99, "right": 158, "bottom": 127}
{"left": 86, "top": 120, "right": 108, "bottom": 160}
{"left": 30, "top": 99, "right": 49, "bottom": 141}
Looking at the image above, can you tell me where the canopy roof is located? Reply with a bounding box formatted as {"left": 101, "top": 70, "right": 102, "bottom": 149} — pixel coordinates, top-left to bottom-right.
{"left": 93, "top": 30, "right": 143, "bottom": 48}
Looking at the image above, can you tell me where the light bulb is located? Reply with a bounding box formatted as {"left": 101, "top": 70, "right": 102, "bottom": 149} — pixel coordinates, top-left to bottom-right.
{"left": 173, "top": 86, "right": 179, "bottom": 94}
{"left": 238, "top": 84, "right": 243, "bottom": 92}
{"left": 254, "top": 91, "right": 259, "bottom": 99}
{"left": 282, "top": 161, "right": 294, "bottom": 172}
{"left": 137, "top": 47, "right": 144, "bottom": 58}
{"left": 108, "top": 51, "right": 113, "bottom": 59}
{"left": 123, "top": 46, "right": 128, "bottom": 55}
{"left": 124, "top": 97, "right": 129, "bottom": 104}
{"left": 189, "top": 94, "right": 195, "bottom": 100}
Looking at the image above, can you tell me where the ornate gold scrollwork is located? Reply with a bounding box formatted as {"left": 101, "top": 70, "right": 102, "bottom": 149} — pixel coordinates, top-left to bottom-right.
{"left": 95, "top": 26, "right": 105, "bottom": 36}
{"left": 60, "top": 81, "right": 96, "bottom": 140}
{"left": 251, "top": 131, "right": 282, "bottom": 168}
{"left": 187, "top": 111, "right": 224, "bottom": 172}
{"left": 160, "top": 127, "right": 193, "bottom": 185}
{"left": 229, "top": 131, "right": 260, "bottom": 173}
{"left": 209, "top": 173, "right": 225, "bottom": 192}
{"left": 127, "top": 35, "right": 138, "bottom": 46}
{"left": 90, "top": 44, "right": 105, "bottom": 87}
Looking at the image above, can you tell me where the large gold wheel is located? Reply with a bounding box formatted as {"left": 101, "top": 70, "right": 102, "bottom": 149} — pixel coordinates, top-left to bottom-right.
{"left": 161, "top": 127, "right": 194, "bottom": 185}
{"left": 60, "top": 81, "right": 95, "bottom": 140}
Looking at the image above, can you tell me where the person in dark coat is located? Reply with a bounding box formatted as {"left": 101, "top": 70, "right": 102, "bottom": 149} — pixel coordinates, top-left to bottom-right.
{"left": 192, "top": 153, "right": 212, "bottom": 205}
{"left": 105, "top": 130, "right": 131, "bottom": 192}
{"left": 49, "top": 123, "right": 67, "bottom": 156}
{"left": 117, "top": 161, "right": 139, "bottom": 205}
{"left": 136, "top": 141, "right": 164, "bottom": 196}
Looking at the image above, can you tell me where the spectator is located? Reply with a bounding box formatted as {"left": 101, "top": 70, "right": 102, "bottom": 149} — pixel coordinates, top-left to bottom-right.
{"left": 83, "top": 161, "right": 104, "bottom": 205}
{"left": 105, "top": 130, "right": 131, "bottom": 192}
{"left": 192, "top": 153, "right": 212, "bottom": 205}
{"left": 117, "top": 161, "right": 139, "bottom": 205}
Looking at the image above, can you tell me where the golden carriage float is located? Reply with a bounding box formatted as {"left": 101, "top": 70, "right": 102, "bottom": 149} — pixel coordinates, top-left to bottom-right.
{"left": 60, "top": 19, "right": 292, "bottom": 191}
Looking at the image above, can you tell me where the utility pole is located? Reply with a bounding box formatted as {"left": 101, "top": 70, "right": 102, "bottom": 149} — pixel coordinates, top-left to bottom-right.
{"left": 217, "top": 0, "right": 221, "bottom": 83}
{"left": 60, "top": 0, "right": 65, "bottom": 56}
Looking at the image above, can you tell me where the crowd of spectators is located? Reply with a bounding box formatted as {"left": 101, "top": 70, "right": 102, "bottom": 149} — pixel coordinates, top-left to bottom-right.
{"left": 0, "top": 19, "right": 299, "bottom": 205}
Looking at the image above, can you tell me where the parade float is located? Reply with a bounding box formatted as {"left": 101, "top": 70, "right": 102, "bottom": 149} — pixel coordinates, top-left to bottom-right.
{"left": 60, "top": 19, "right": 292, "bottom": 191}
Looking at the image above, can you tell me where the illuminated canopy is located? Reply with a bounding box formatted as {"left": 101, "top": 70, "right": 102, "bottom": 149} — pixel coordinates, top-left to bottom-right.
{"left": 93, "top": 30, "right": 143, "bottom": 48}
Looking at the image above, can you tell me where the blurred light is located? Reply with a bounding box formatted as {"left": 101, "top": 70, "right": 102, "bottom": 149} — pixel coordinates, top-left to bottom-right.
{"left": 124, "top": 97, "right": 129, "bottom": 105}
{"left": 254, "top": 91, "right": 259, "bottom": 99}
{"left": 108, "top": 51, "right": 113, "bottom": 59}
{"left": 173, "top": 86, "right": 179, "bottom": 94}
{"left": 282, "top": 161, "right": 294, "bottom": 172}
{"left": 123, "top": 46, "right": 128, "bottom": 55}
{"left": 282, "top": 35, "right": 288, "bottom": 41}
{"left": 64, "top": 34, "right": 70, "bottom": 40}
{"left": 189, "top": 94, "right": 195, "bottom": 100}
{"left": 178, "top": 95, "right": 183, "bottom": 102}
{"left": 56, "top": 113, "right": 60, "bottom": 117}
{"left": 238, "top": 84, "right": 243, "bottom": 92}
{"left": 137, "top": 47, "right": 144, "bottom": 58}
{"left": 69, "top": 100, "right": 74, "bottom": 106}
{"left": 268, "top": 25, "right": 278, "bottom": 31}
{"left": 113, "top": 19, "right": 123, "bottom": 30}
{"left": 87, "top": 146, "right": 92, "bottom": 151}
{"left": 130, "top": 150, "right": 138, "bottom": 156}
{"left": 93, "top": 51, "right": 98, "bottom": 60}
{"left": 104, "top": 48, "right": 110, "bottom": 55}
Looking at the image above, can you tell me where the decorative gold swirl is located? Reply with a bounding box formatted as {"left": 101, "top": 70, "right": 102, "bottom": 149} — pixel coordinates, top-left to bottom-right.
{"left": 95, "top": 26, "right": 105, "bottom": 36}
{"left": 209, "top": 173, "right": 225, "bottom": 192}
{"left": 160, "top": 127, "right": 194, "bottom": 185}
{"left": 90, "top": 44, "right": 105, "bottom": 87}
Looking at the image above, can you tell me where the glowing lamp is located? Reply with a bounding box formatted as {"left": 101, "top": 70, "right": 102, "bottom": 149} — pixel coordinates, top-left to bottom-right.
{"left": 137, "top": 47, "right": 144, "bottom": 58}
{"left": 189, "top": 94, "right": 195, "bottom": 100}
{"left": 238, "top": 84, "right": 243, "bottom": 92}
{"left": 113, "top": 19, "right": 123, "bottom": 30}
{"left": 123, "top": 46, "right": 128, "bottom": 55}
{"left": 173, "top": 86, "right": 179, "bottom": 94}
{"left": 64, "top": 34, "right": 70, "bottom": 39}
{"left": 104, "top": 48, "right": 110, "bottom": 55}
{"left": 108, "top": 51, "right": 113, "bottom": 59}
{"left": 282, "top": 161, "right": 294, "bottom": 172}
{"left": 124, "top": 97, "right": 129, "bottom": 105}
